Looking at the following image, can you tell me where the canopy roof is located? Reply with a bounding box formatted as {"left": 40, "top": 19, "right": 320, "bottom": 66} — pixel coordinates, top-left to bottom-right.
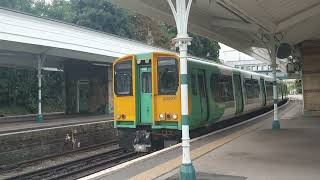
{"left": 112, "top": 0, "right": 320, "bottom": 64}
{"left": 0, "top": 8, "right": 169, "bottom": 69}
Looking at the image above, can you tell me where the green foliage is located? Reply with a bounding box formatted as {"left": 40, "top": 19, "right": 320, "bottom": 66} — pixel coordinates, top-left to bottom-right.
{"left": 0, "top": 0, "right": 34, "bottom": 13}
{"left": 0, "top": 67, "right": 64, "bottom": 115}
{"left": 189, "top": 33, "right": 220, "bottom": 62}
{"left": 40, "top": 0, "right": 75, "bottom": 21}
{"left": 295, "top": 79, "right": 302, "bottom": 94}
{"left": 70, "top": 0, "right": 134, "bottom": 38}
{"left": 156, "top": 24, "right": 220, "bottom": 62}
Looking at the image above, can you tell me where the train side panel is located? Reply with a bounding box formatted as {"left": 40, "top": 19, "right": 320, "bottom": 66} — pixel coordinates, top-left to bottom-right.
{"left": 113, "top": 55, "right": 137, "bottom": 128}
{"left": 211, "top": 69, "right": 236, "bottom": 122}
{"left": 241, "top": 73, "right": 264, "bottom": 114}
{"left": 188, "top": 61, "right": 222, "bottom": 129}
{"left": 187, "top": 60, "right": 238, "bottom": 129}
{"left": 152, "top": 53, "right": 182, "bottom": 130}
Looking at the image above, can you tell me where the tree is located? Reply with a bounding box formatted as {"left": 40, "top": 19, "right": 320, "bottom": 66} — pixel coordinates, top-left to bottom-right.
{"left": 0, "top": 0, "right": 34, "bottom": 13}
{"left": 295, "top": 79, "right": 302, "bottom": 94}
{"left": 189, "top": 33, "right": 221, "bottom": 62}
{"left": 70, "top": 0, "right": 134, "bottom": 38}
{"left": 39, "top": 0, "right": 75, "bottom": 22}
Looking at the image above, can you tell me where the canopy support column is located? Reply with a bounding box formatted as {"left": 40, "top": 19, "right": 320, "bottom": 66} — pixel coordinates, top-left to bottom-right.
{"left": 270, "top": 35, "right": 280, "bottom": 130}
{"left": 36, "top": 54, "right": 46, "bottom": 123}
{"left": 167, "top": 0, "right": 195, "bottom": 179}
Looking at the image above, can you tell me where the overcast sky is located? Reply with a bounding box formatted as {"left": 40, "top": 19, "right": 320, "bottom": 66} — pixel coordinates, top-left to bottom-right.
{"left": 219, "top": 43, "right": 254, "bottom": 61}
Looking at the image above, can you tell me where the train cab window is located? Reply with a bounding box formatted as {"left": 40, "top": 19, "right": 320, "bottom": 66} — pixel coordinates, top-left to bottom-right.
{"left": 158, "top": 57, "right": 178, "bottom": 95}
{"left": 191, "top": 73, "right": 197, "bottom": 95}
{"left": 244, "top": 78, "right": 260, "bottom": 99}
{"left": 114, "top": 60, "right": 132, "bottom": 96}
{"left": 210, "top": 74, "right": 234, "bottom": 102}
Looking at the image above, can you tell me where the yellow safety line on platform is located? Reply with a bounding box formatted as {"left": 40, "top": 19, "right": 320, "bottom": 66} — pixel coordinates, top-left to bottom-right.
{"left": 130, "top": 120, "right": 267, "bottom": 180}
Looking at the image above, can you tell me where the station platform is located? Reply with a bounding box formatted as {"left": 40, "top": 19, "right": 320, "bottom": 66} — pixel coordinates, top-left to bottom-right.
{"left": 82, "top": 95, "right": 320, "bottom": 180}
{"left": 0, "top": 114, "right": 115, "bottom": 167}
{"left": 0, "top": 113, "right": 112, "bottom": 134}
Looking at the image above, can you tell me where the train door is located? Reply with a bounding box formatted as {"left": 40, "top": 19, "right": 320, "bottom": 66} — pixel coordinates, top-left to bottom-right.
{"left": 233, "top": 74, "right": 244, "bottom": 114}
{"left": 282, "top": 85, "right": 284, "bottom": 100}
{"left": 260, "top": 78, "right": 267, "bottom": 106}
{"left": 198, "top": 70, "right": 208, "bottom": 121}
{"left": 190, "top": 70, "right": 201, "bottom": 123}
{"left": 139, "top": 67, "right": 152, "bottom": 124}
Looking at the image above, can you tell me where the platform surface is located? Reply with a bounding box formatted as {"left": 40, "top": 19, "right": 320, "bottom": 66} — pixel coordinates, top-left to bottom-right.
{"left": 86, "top": 95, "right": 320, "bottom": 180}
{"left": 0, "top": 114, "right": 112, "bottom": 134}
{"left": 159, "top": 95, "right": 320, "bottom": 180}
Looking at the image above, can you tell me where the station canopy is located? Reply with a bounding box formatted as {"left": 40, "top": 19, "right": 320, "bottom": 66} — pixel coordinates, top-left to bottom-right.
{"left": 112, "top": 0, "right": 320, "bottom": 65}
{"left": 0, "top": 8, "right": 169, "bottom": 70}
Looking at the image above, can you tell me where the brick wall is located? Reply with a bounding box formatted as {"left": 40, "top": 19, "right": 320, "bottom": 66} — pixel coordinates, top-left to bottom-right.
{"left": 301, "top": 42, "right": 320, "bottom": 116}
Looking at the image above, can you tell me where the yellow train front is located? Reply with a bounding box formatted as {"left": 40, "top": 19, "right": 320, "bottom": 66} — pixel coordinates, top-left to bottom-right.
{"left": 113, "top": 52, "right": 181, "bottom": 152}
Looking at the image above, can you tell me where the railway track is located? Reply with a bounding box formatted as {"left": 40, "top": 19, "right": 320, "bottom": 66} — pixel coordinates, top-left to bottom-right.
{"left": 7, "top": 148, "right": 140, "bottom": 180}
{"left": 0, "top": 140, "right": 119, "bottom": 173}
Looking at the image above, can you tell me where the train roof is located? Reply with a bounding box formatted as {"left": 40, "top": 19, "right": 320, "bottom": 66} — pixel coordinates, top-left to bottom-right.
{"left": 187, "top": 56, "right": 274, "bottom": 81}
{"left": 116, "top": 52, "right": 280, "bottom": 83}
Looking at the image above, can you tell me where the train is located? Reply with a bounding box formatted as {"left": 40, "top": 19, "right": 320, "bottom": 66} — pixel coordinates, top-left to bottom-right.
{"left": 113, "top": 52, "right": 288, "bottom": 152}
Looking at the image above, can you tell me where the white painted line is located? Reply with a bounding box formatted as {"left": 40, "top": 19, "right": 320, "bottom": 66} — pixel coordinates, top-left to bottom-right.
{"left": 0, "top": 112, "right": 64, "bottom": 119}
{"left": 79, "top": 99, "right": 291, "bottom": 180}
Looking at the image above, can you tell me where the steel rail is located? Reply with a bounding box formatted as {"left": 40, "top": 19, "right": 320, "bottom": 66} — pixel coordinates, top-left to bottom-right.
{"left": 7, "top": 148, "right": 140, "bottom": 180}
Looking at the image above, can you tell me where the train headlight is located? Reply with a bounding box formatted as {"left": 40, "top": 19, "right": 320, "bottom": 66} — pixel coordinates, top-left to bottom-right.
{"left": 116, "top": 114, "right": 121, "bottom": 119}
{"left": 159, "top": 113, "right": 165, "bottom": 120}
{"left": 172, "top": 114, "right": 178, "bottom": 120}
{"left": 121, "top": 114, "right": 126, "bottom": 119}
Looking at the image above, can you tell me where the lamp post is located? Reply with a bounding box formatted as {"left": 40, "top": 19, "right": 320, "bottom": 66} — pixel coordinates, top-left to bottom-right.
{"left": 167, "top": 0, "right": 196, "bottom": 179}
{"left": 37, "top": 54, "right": 46, "bottom": 123}
{"left": 270, "top": 36, "right": 280, "bottom": 129}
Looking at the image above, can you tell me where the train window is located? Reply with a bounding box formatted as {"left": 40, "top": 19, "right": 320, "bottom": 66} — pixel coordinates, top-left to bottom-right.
{"left": 244, "top": 78, "right": 260, "bottom": 99}
{"left": 114, "top": 60, "right": 132, "bottom": 96}
{"left": 141, "top": 72, "right": 151, "bottom": 93}
{"left": 191, "top": 73, "right": 197, "bottom": 95}
{"left": 158, "top": 57, "right": 178, "bottom": 95}
{"left": 210, "top": 74, "right": 234, "bottom": 102}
